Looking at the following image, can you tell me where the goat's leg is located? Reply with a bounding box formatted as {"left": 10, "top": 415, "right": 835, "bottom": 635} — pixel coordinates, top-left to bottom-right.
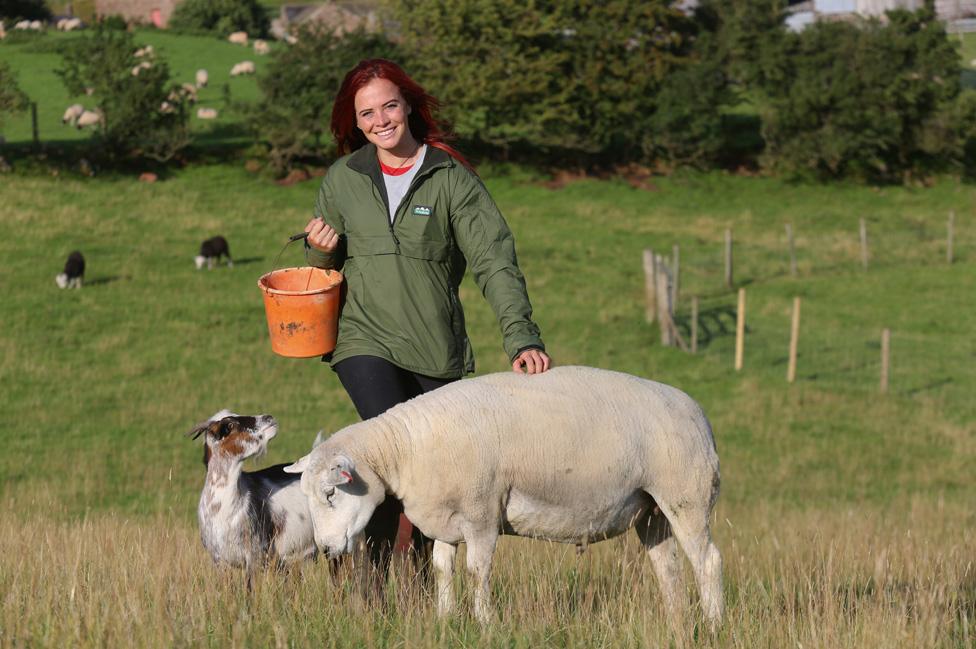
{"left": 432, "top": 540, "right": 457, "bottom": 617}
{"left": 464, "top": 532, "right": 498, "bottom": 625}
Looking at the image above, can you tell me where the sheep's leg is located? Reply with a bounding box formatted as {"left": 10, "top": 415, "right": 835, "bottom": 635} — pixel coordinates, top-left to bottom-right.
{"left": 666, "top": 507, "right": 724, "bottom": 632}
{"left": 432, "top": 540, "right": 457, "bottom": 617}
{"left": 464, "top": 532, "right": 498, "bottom": 625}
{"left": 635, "top": 505, "right": 688, "bottom": 629}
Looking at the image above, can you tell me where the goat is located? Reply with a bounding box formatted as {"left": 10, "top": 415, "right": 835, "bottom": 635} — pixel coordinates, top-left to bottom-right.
{"left": 187, "top": 410, "right": 318, "bottom": 588}
{"left": 55, "top": 250, "right": 85, "bottom": 289}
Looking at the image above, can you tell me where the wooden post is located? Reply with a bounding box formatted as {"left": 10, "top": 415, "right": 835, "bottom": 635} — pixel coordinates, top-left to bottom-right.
{"left": 724, "top": 228, "right": 733, "bottom": 289}
{"left": 655, "top": 254, "right": 673, "bottom": 347}
{"left": 786, "top": 223, "right": 797, "bottom": 277}
{"left": 690, "top": 296, "right": 699, "bottom": 355}
{"left": 787, "top": 297, "right": 800, "bottom": 383}
{"left": 30, "top": 102, "right": 39, "bottom": 149}
{"left": 671, "top": 243, "right": 680, "bottom": 309}
{"left": 947, "top": 211, "right": 955, "bottom": 265}
{"left": 880, "top": 328, "right": 890, "bottom": 393}
{"left": 642, "top": 249, "right": 656, "bottom": 324}
{"left": 859, "top": 218, "right": 869, "bottom": 270}
{"left": 734, "top": 288, "right": 745, "bottom": 371}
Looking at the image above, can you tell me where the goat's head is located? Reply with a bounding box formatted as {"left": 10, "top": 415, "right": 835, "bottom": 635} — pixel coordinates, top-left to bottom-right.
{"left": 187, "top": 410, "right": 278, "bottom": 466}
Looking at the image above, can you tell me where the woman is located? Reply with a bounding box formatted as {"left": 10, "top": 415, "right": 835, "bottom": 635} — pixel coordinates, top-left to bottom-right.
{"left": 302, "top": 58, "right": 551, "bottom": 581}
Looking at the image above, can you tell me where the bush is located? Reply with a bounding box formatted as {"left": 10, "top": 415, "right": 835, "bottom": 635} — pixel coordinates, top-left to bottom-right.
{"left": 56, "top": 27, "right": 191, "bottom": 162}
{"left": 168, "top": 0, "right": 269, "bottom": 38}
{"left": 0, "top": 0, "right": 50, "bottom": 21}
{"left": 757, "top": 7, "right": 965, "bottom": 182}
{"left": 392, "top": 0, "right": 728, "bottom": 167}
{"left": 0, "top": 60, "right": 30, "bottom": 134}
{"left": 244, "top": 24, "right": 401, "bottom": 173}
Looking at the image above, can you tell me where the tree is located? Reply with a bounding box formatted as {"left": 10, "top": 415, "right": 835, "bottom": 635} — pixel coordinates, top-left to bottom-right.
{"left": 56, "top": 27, "right": 191, "bottom": 162}
{"left": 0, "top": 0, "right": 50, "bottom": 21}
{"left": 169, "top": 0, "right": 269, "bottom": 38}
{"left": 245, "top": 24, "right": 401, "bottom": 173}
{"left": 0, "top": 60, "right": 29, "bottom": 135}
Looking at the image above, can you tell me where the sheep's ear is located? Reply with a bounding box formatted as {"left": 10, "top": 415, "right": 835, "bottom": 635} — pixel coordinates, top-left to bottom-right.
{"left": 325, "top": 454, "right": 355, "bottom": 486}
{"left": 312, "top": 430, "right": 327, "bottom": 448}
{"left": 284, "top": 454, "right": 311, "bottom": 474}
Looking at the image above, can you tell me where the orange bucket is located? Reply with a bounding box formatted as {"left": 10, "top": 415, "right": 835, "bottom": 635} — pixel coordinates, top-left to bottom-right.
{"left": 257, "top": 267, "right": 343, "bottom": 358}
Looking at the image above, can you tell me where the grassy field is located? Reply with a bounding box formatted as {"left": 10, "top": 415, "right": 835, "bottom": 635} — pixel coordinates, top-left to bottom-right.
{"left": 0, "top": 162, "right": 973, "bottom": 647}
{"left": 0, "top": 28, "right": 267, "bottom": 148}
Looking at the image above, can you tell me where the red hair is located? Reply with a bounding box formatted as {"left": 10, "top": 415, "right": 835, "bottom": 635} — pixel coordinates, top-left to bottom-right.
{"left": 331, "top": 59, "right": 472, "bottom": 170}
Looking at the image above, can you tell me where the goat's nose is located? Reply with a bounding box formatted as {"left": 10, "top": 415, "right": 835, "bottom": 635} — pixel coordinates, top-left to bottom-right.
{"left": 259, "top": 414, "right": 275, "bottom": 425}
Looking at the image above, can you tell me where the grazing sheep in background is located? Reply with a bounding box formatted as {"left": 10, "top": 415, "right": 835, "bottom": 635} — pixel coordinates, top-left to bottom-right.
{"left": 57, "top": 17, "right": 82, "bottom": 31}
{"left": 134, "top": 45, "right": 154, "bottom": 58}
{"left": 195, "top": 235, "right": 232, "bottom": 269}
{"left": 75, "top": 110, "right": 102, "bottom": 129}
{"left": 14, "top": 20, "right": 31, "bottom": 30}
{"left": 188, "top": 410, "right": 318, "bottom": 588}
{"left": 228, "top": 31, "right": 248, "bottom": 46}
{"left": 131, "top": 60, "right": 152, "bottom": 76}
{"left": 56, "top": 251, "right": 85, "bottom": 289}
{"left": 0, "top": 21, "right": 7, "bottom": 39}
{"left": 29, "top": 20, "right": 42, "bottom": 30}
{"left": 196, "top": 107, "right": 218, "bottom": 120}
{"left": 286, "top": 366, "right": 724, "bottom": 631}
{"left": 230, "top": 61, "right": 255, "bottom": 77}
{"left": 195, "top": 69, "right": 208, "bottom": 88}
{"left": 62, "top": 104, "right": 84, "bottom": 125}
{"left": 253, "top": 39, "right": 269, "bottom": 55}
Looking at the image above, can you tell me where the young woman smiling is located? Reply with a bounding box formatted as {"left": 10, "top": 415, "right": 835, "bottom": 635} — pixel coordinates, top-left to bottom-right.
{"left": 300, "top": 58, "right": 551, "bottom": 586}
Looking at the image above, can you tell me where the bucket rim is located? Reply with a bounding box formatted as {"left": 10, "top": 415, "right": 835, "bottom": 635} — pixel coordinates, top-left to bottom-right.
{"left": 258, "top": 266, "right": 343, "bottom": 296}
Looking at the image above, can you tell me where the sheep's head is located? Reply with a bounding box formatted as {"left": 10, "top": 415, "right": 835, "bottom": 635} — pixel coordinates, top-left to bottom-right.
{"left": 285, "top": 450, "right": 383, "bottom": 557}
{"left": 187, "top": 410, "right": 277, "bottom": 466}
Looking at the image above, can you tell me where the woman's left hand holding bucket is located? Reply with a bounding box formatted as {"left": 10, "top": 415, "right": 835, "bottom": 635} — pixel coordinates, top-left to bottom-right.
{"left": 305, "top": 218, "right": 340, "bottom": 254}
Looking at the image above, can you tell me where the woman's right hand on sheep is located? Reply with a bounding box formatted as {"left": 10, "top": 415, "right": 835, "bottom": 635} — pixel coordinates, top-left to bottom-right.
{"left": 305, "top": 217, "right": 339, "bottom": 253}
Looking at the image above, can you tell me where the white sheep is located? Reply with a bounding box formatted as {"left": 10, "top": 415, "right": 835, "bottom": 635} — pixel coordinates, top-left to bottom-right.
{"left": 228, "top": 31, "right": 248, "bottom": 46}
{"left": 195, "top": 68, "right": 208, "bottom": 88}
{"left": 188, "top": 411, "right": 318, "bottom": 588}
{"left": 75, "top": 110, "right": 102, "bottom": 129}
{"left": 131, "top": 60, "right": 152, "bottom": 76}
{"left": 134, "top": 45, "right": 154, "bottom": 58}
{"left": 0, "top": 21, "right": 6, "bottom": 39}
{"left": 14, "top": 20, "right": 31, "bottom": 30}
{"left": 253, "top": 39, "right": 269, "bottom": 55}
{"left": 286, "top": 365, "right": 724, "bottom": 630}
{"left": 57, "top": 17, "right": 82, "bottom": 31}
{"left": 196, "top": 107, "right": 218, "bottom": 120}
{"left": 229, "top": 60, "right": 255, "bottom": 77}
{"left": 62, "top": 104, "right": 85, "bottom": 125}
{"left": 159, "top": 101, "right": 175, "bottom": 114}
{"left": 29, "top": 20, "right": 43, "bottom": 30}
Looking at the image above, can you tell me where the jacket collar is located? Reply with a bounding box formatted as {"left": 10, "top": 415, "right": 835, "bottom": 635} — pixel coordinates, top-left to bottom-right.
{"left": 346, "top": 143, "right": 454, "bottom": 215}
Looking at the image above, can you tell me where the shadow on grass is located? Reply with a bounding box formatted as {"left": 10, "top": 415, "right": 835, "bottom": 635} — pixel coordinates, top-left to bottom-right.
{"left": 230, "top": 257, "right": 264, "bottom": 266}
{"left": 85, "top": 275, "right": 129, "bottom": 287}
{"left": 673, "top": 303, "right": 741, "bottom": 351}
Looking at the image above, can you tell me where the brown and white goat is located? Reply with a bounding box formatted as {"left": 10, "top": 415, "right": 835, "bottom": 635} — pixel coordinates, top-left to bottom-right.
{"left": 188, "top": 410, "right": 318, "bottom": 585}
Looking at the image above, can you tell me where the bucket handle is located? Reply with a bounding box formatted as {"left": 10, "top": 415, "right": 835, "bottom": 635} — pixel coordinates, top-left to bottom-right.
{"left": 267, "top": 231, "right": 316, "bottom": 293}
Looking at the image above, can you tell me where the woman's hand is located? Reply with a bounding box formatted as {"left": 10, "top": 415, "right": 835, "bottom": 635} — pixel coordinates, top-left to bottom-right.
{"left": 305, "top": 217, "right": 340, "bottom": 254}
{"left": 512, "top": 348, "right": 551, "bottom": 374}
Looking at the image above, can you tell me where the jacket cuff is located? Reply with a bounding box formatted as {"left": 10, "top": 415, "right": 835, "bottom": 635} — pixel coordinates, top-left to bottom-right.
{"left": 304, "top": 241, "right": 336, "bottom": 269}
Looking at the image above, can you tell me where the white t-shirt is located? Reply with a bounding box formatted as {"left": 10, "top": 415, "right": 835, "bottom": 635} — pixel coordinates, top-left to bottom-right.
{"left": 382, "top": 145, "right": 427, "bottom": 224}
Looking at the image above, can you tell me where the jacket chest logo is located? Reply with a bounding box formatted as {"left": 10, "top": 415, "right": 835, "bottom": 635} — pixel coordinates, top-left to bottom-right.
{"left": 412, "top": 205, "right": 432, "bottom": 217}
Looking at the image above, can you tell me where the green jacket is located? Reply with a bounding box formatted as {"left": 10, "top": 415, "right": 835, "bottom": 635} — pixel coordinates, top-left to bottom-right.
{"left": 306, "top": 143, "right": 544, "bottom": 379}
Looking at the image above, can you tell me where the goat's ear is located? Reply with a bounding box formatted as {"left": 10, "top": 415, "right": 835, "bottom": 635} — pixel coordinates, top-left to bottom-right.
{"left": 284, "top": 454, "right": 311, "bottom": 474}
{"left": 186, "top": 424, "right": 209, "bottom": 440}
{"left": 325, "top": 454, "right": 355, "bottom": 486}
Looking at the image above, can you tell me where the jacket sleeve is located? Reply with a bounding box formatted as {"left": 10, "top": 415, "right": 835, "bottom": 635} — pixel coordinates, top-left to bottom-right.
{"left": 448, "top": 166, "right": 545, "bottom": 361}
{"left": 305, "top": 172, "right": 347, "bottom": 270}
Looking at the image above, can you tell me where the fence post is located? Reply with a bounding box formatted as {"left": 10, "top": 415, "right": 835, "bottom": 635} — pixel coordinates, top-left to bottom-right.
{"left": 724, "top": 228, "right": 734, "bottom": 289}
{"left": 642, "top": 249, "right": 657, "bottom": 324}
{"left": 786, "top": 222, "right": 797, "bottom": 277}
{"left": 690, "top": 295, "right": 699, "bottom": 355}
{"left": 655, "top": 254, "right": 673, "bottom": 347}
{"left": 734, "top": 288, "right": 745, "bottom": 371}
{"left": 859, "top": 218, "right": 869, "bottom": 271}
{"left": 880, "top": 328, "right": 890, "bottom": 393}
{"left": 31, "top": 102, "right": 39, "bottom": 150}
{"left": 787, "top": 297, "right": 800, "bottom": 383}
{"left": 947, "top": 211, "right": 955, "bottom": 265}
{"left": 671, "top": 243, "right": 680, "bottom": 309}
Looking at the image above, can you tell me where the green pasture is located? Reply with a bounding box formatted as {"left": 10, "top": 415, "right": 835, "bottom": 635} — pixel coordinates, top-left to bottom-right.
{"left": 0, "top": 28, "right": 267, "bottom": 147}
{"left": 1, "top": 166, "right": 974, "bottom": 646}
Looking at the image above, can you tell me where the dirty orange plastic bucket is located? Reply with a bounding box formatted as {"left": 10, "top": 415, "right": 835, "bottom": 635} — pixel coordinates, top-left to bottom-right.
{"left": 257, "top": 267, "right": 343, "bottom": 358}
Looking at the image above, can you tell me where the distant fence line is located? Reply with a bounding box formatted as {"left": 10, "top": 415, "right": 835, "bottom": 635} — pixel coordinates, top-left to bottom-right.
{"left": 642, "top": 212, "right": 967, "bottom": 393}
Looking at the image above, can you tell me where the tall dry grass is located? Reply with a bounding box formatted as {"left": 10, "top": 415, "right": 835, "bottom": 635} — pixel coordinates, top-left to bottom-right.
{"left": 1, "top": 497, "right": 971, "bottom": 648}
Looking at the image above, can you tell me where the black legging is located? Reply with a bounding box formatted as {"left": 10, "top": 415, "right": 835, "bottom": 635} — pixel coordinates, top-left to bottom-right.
{"left": 333, "top": 355, "right": 456, "bottom": 581}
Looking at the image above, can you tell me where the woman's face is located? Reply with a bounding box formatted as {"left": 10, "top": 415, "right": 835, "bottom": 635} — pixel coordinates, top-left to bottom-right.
{"left": 354, "top": 77, "right": 415, "bottom": 157}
